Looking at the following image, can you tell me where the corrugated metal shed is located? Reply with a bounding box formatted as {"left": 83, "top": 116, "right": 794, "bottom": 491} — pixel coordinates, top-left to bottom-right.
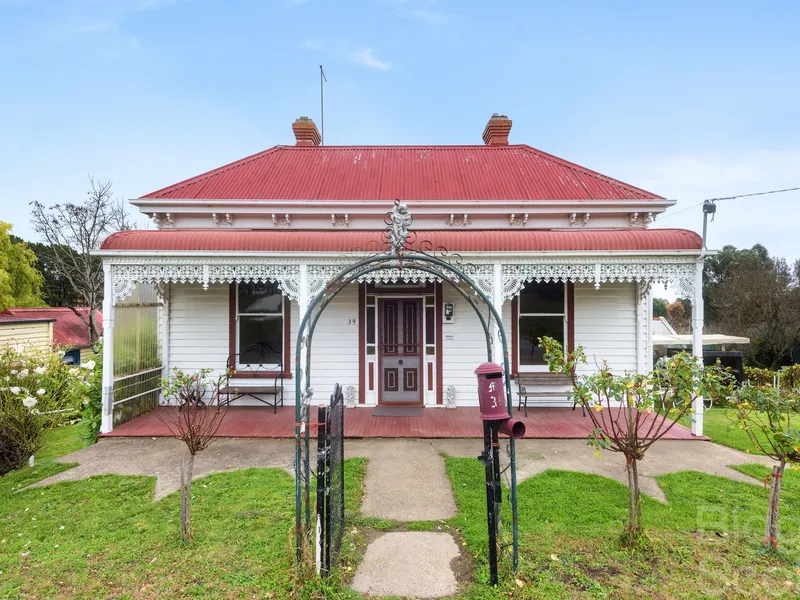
{"left": 101, "top": 229, "right": 701, "bottom": 252}
{"left": 142, "top": 145, "right": 663, "bottom": 202}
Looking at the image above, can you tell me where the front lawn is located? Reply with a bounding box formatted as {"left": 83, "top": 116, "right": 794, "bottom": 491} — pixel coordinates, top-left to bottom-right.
{"left": 5, "top": 424, "right": 800, "bottom": 598}
{"left": 682, "top": 407, "right": 795, "bottom": 455}
{"left": 0, "top": 425, "right": 367, "bottom": 599}
{"left": 447, "top": 458, "right": 800, "bottom": 598}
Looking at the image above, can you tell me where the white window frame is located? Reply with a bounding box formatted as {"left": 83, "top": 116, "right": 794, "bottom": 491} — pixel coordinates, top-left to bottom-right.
{"left": 517, "top": 282, "right": 567, "bottom": 372}
{"left": 236, "top": 282, "right": 284, "bottom": 369}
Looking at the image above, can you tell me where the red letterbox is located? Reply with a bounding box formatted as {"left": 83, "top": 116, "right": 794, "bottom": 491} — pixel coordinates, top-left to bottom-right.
{"left": 474, "top": 362, "right": 526, "bottom": 438}
{"left": 475, "top": 362, "right": 510, "bottom": 420}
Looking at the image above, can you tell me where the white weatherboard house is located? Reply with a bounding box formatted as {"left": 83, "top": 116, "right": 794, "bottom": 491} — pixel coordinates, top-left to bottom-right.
{"left": 96, "top": 115, "right": 707, "bottom": 435}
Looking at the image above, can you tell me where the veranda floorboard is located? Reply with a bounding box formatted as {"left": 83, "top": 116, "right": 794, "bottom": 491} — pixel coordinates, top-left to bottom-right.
{"left": 103, "top": 406, "right": 706, "bottom": 440}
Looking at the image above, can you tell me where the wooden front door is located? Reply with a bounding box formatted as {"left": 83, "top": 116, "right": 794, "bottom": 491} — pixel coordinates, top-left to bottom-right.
{"left": 378, "top": 298, "right": 423, "bottom": 405}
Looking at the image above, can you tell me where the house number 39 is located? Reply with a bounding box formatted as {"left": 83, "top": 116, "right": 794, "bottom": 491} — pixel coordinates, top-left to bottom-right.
{"left": 348, "top": 318, "right": 357, "bottom": 325}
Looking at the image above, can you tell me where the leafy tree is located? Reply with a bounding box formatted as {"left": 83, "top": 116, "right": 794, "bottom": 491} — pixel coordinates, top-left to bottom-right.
{"left": 542, "top": 336, "right": 732, "bottom": 544}
{"left": 9, "top": 237, "right": 81, "bottom": 307}
{"left": 665, "top": 299, "right": 692, "bottom": 333}
{"left": 707, "top": 249, "right": 800, "bottom": 369}
{"left": 727, "top": 384, "right": 800, "bottom": 549}
{"left": 0, "top": 222, "right": 44, "bottom": 309}
{"left": 652, "top": 297, "right": 667, "bottom": 318}
{"left": 30, "top": 178, "right": 134, "bottom": 343}
{"left": 704, "top": 244, "right": 774, "bottom": 324}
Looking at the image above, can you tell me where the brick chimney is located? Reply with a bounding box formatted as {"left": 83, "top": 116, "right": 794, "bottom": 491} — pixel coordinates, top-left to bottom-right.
{"left": 292, "top": 116, "right": 321, "bottom": 146}
{"left": 482, "top": 113, "right": 512, "bottom": 146}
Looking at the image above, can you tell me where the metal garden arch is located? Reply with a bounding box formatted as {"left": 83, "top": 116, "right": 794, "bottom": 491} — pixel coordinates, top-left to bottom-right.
{"left": 294, "top": 201, "right": 520, "bottom": 574}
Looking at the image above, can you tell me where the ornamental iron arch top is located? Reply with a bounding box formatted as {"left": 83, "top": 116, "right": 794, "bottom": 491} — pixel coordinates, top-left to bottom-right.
{"left": 294, "top": 200, "right": 520, "bottom": 574}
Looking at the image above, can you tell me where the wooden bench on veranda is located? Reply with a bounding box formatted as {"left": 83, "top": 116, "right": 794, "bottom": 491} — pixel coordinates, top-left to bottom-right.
{"left": 516, "top": 372, "right": 584, "bottom": 417}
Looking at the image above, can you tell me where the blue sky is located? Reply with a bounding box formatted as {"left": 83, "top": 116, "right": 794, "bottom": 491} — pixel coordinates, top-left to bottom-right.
{"left": 1, "top": 0, "right": 799, "bottom": 263}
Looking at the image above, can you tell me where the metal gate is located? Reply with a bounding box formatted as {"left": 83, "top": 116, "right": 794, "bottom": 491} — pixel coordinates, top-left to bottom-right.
{"left": 297, "top": 200, "right": 519, "bottom": 580}
{"left": 316, "top": 384, "right": 345, "bottom": 574}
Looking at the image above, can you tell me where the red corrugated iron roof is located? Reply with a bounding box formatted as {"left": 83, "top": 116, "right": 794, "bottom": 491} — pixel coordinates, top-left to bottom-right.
{"left": 142, "top": 145, "right": 663, "bottom": 202}
{"left": 1, "top": 308, "right": 102, "bottom": 348}
{"left": 101, "top": 229, "right": 701, "bottom": 252}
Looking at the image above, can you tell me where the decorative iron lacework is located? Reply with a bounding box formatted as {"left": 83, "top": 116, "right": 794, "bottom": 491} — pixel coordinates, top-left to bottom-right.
{"left": 501, "top": 259, "right": 696, "bottom": 301}
{"left": 110, "top": 261, "right": 302, "bottom": 302}
{"left": 109, "top": 254, "right": 697, "bottom": 304}
{"left": 207, "top": 264, "right": 301, "bottom": 300}
{"left": 307, "top": 262, "right": 495, "bottom": 298}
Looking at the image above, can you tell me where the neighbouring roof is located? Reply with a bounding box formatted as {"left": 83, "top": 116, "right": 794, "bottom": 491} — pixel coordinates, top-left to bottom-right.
{"left": 101, "top": 229, "right": 702, "bottom": 253}
{"left": 652, "top": 316, "right": 678, "bottom": 337}
{"left": 0, "top": 308, "right": 102, "bottom": 348}
{"left": 653, "top": 333, "right": 750, "bottom": 346}
{"left": 0, "top": 315, "right": 55, "bottom": 326}
{"left": 141, "top": 145, "right": 664, "bottom": 202}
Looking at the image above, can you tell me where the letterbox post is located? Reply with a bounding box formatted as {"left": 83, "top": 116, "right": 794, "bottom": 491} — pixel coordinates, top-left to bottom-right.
{"left": 475, "top": 363, "right": 526, "bottom": 586}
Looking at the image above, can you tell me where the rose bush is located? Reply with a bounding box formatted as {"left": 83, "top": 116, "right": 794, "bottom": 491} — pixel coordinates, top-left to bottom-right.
{"left": 0, "top": 345, "right": 93, "bottom": 475}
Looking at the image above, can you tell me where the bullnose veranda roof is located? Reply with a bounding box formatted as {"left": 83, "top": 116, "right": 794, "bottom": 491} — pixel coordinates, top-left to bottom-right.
{"left": 141, "top": 145, "right": 664, "bottom": 202}
{"left": 101, "top": 229, "right": 702, "bottom": 253}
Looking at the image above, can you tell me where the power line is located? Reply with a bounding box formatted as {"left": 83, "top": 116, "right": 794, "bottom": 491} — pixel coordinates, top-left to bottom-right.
{"left": 658, "top": 186, "right": 800, "bottom": 221}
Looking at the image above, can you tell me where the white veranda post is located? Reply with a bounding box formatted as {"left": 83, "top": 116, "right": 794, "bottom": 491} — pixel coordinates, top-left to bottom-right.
{"left": 491, "top": 262, "right": 504, "bottom": 354}
{"left": 100, "top": 262, "right": 115, "bottom": 434}
{"left": 298, "top": 264, "right": 310, "bottom": 397}
{"left": 691, "top": 259, "right": 704, "bottom": 436}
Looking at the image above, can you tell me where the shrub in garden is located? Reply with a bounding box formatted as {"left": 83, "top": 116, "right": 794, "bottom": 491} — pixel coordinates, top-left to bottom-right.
{"left": 80, "top": 341, "right": 104, "bottom": 441}
{"left": 541, "top": 337, "right": 733, "bottom": 544}
{"left": 744, "top": 366, "right": 776, "bottom": 387}
{"left": 780, "top": 364, "right": 800, "bottom": 389}
{"left": 0, "top": 345, "right": 93, "bottom": 474}
{"left": 727, "top": 383, "right": 800, "bottom": 549}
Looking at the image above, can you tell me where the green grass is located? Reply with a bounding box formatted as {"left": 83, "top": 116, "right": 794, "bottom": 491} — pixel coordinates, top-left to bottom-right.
{"left": 446, "top": 457, "right": 800, "bottom": 598}
{"left": 5, "top": 424, "right": 800, "bottom": 598}
{"left": 0, "top": 425, "right": 369, "bottom": 599}
{"left": 681, "top": 407, "right": 794, "bottom": 455}
{"left": 0, "top": 423, "right": 91, "bottom": 497}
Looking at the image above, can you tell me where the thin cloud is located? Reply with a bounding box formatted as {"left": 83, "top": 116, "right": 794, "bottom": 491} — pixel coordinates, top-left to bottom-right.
{"left": 302, "top": 39, "right": 324, "bottom": 50}
{"left": 394, "top": 0, "right": 449, "bottom": 25}
{"left": 350, "top": 48, "right": 391, "bottom": 71}
{"left": 406, "top": 8, "right": 449, "bottom": 24}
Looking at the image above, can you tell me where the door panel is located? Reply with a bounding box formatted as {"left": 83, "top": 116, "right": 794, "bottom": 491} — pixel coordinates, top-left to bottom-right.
{"left": 379, "top": 299, "right": 422, "bottom": 404}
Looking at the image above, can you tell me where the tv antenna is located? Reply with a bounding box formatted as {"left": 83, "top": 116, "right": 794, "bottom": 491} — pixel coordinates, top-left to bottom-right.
{"left": 320, "top": 65, "right": 327, "bottom": 145}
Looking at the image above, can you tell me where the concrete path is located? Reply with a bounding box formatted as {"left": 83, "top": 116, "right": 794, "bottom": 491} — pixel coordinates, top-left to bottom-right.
{"left": 351, "top": 532, "right": 460, "bottom": 598}
{"left": 348, "top": 439, "right": 458, "bottom": 521}
{"left": 432, "top": 438, "right": 773, "bottom": 503}
{"left": 347, "top": 440, "right": 462, "bottom": 598}
{"left": 33, "top": 437, "right": 772, "bottom": 505}
{"left": 31, "top": 438, "right": 295, "bottom": 500}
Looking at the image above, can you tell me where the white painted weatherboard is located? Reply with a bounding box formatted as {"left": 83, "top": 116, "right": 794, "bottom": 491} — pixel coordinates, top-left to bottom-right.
{"left": 573, "top": 282, "right": 637, "bottom": 375}
{"left": 168, "top": 284, "right": 229, "bottom": 377}
{"left": 440, "top": 283, "right": 494, "bottom": 406}
{"left": 306, "top": 284, "right": 359, "bottom": 403}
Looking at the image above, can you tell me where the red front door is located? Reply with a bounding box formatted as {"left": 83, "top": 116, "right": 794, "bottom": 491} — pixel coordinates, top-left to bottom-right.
{"left": 378, "top": 299, "right": 423, "bottom": 405}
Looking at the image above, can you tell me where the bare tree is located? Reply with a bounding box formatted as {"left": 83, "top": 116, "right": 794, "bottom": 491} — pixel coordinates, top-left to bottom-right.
{"left": 157, "top": 368, "right": 228, "bottom": 541}
{"left": 30, "top": 177, "right": 134, "bottom": 344}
